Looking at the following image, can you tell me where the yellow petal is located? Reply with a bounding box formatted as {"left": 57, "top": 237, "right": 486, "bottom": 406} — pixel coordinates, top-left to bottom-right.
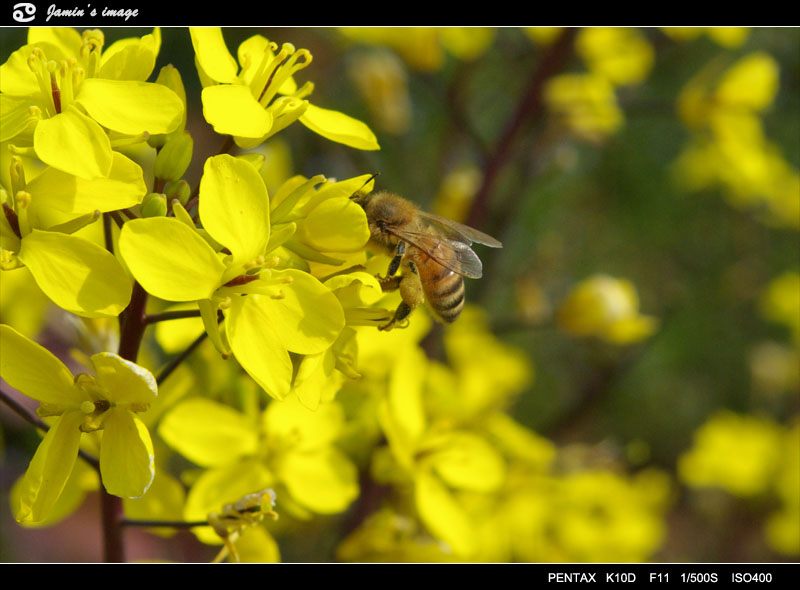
{"left": 118, "top": 217, "right": 226, "bottom": 302}
{"left": 26, "top": 152, "right": 146, "bottom": 216}
{"left": 201, "top": 85, "right": 272, "bottom": 138}
{"left": 278, "top": 447, "right": 358, "bottom": 514}
{"left": 33, "top": 108, "right": 113, "bottom": 179}
{"left": 90, "top": 352, "right": 157, "bottom": 405}
{"left": 199, "top": 154, "right": 270, "bottom": 266}
{"left": 244, "top": 269, "right": 345, "bottom": 355}
{"left": 100, "top": 408, "right": 155, "bottom": 498}
{"left": 0, "top": 324, "right": 78, "bottom": 405}
{"left": 77, "top": 79, "right": 184, "bottom": 136}
{"left": 190, "top": 27, "right": 239, "bottom": 84}
{"left": 414, "top": 469, "right": 476, "bottom": 557}
{"left": 18, "top": 229, "right": 132, "bottom": 318}
{"left": 299, "top": 103, "right": 380, "bottom": 150}
{"left": 226, "top": 294, "right": 294, "bottom": 400}
{"left": 16, "top": 411, "right": 83, "bottom": 523}
{"left": 158, "top": 398, "right": 259, "bottom": 467}
{"left": 428, "top": 432, "right": 506, "bottom": 493}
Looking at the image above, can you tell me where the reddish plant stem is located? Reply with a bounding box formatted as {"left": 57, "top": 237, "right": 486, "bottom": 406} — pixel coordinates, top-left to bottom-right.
{"left": 466, "top": 28, "right": 578, "bottom": 229}
{"left": 99, "top": 280, "right": 149, "bottom": 562}
{"left": 118, "top": 282, "right": 148, "bottom": 362}
{"left": 100, "top": 493, "right": 125, "bottom": 562}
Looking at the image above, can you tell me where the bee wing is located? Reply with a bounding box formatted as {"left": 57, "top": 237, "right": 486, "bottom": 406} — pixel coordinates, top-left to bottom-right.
{"left": 387, "top": 227, "right": 485, "bottom": 279}
{"left": 417, "top": 211, "right": 503, "bottom": 248}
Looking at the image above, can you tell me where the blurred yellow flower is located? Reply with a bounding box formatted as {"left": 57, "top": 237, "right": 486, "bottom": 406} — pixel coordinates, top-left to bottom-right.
{"left": 678, "top": 52, "right": 779, "bottom": 130}
{"left": 523, "top": 27, "right": 564, "bottom": 46}
{"left": 544, "top": 73, "right": 624, "bottom": 142}
{"left": 556, "top": 275, "right": 658, "bottom": 344}
{"left": 576, "top": 28, "right": 654, "bottom": 86}
{"left": 673, "top": 51, "right": 797, "bottom": 229}
{"left": 765, "top": 420, "right": 800, "bottom": 555}
{"left": 340, "top": 27, "right": 494, "bottom": 72}
{"left": 678, "top": 411, "right": 784, "bottom": 497}
{"left": 502, "top": 468, "right": 670, "bottom": 562}
{"left": 432, "top": 166, "right": 482, "bottom": 223}
{"left": 661, "top": 27, "right": 750, "bottom": 48}
{"left": 348, "top": 50, "right": 411, "bottom": 135}
{"left": 760, "top": 271, "right": 800, "bottom": 344}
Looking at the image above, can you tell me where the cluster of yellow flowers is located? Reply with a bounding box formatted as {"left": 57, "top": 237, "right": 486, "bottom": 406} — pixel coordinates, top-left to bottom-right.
{"left": 0, "top": 26, "right": 383, "bottom": 535}
{"left": 542, "top": 28, "right": 654, "bottom": 142}
{"left": 673, "top": 47, "right": 799, "bottom": 229}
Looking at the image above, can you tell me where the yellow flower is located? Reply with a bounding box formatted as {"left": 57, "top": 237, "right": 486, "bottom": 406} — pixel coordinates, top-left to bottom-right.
{"left": 557, "top": 275, "right": 658, "bottom": 344}
{"left": 544, "top": 73, "right": 624, "bottom": 142}
{"left": 348, "top": 50, "right": 412, "bottom": 135}
{"left": 1, "top": 324, "right": 157, "bottom": 523}
{"left": 158, "top": 395, "right": 359, "bottom": 544}
{"left": 119, "top": 155, "right": 347, "bottom": 400}
{"left": 0, "top": 27, "right": 183, "bottom": 179}
{"left": 678, "top": 411, "right": 784, "bottom": 497}
{"left": 340, "top": 27, "right": 494, "bottom": 72}
{"left": 576, "top": 28, "right": 654, "bottom": 86}
{"left": 760, "top": 271, "right": 800, "bottom": 344}
{"left": 191, "top": 28, "right": 378, "bottom": 151}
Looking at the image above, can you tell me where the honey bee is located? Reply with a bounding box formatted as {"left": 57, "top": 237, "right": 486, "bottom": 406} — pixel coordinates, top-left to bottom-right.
{"left": 352, "top": 191, "right": 502, "bottom": 330}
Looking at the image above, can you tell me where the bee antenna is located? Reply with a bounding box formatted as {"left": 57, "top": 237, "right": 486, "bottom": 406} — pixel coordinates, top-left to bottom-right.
{"left": 350, "top": 172, "right": 380, "bottom": 200}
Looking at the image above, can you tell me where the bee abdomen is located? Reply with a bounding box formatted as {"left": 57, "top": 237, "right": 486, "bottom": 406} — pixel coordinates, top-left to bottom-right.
{"left": 429, "top": 272, "right": 465, "bottom": 323}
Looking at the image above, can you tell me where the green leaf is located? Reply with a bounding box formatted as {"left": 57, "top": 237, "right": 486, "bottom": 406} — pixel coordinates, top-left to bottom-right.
{"left": 18, "top": 229, "right": 132, "bottom": 318}
{"left": 299, "top": 103, "right": 380, "bottom": 151}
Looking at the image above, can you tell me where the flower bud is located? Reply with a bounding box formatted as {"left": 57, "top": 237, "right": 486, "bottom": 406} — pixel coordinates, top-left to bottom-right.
{"left": 141, "top": 192, "right": 168, "bottom": 217}
{"left": 154, "top": 132, "right": 193, "bottom": 181}
{"left": 148, "top": 65, "right": 187, "bottom": 148}
{"left": 164, "top": 179, "right": 191, "bottom": 206}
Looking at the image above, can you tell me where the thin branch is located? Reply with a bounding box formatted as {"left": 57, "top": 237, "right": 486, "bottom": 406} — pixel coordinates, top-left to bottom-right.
{"left": 156, "top": 330, "right": 209, "bottom": 386}
{"left": 466, "top": 27, "right": 578, "bottom": 230}
{"left": 120, "top": 518, "right": 209, "bottom": 528}
{"left": 144, "top": 309, "right": 202, "bottom": 325}
{"left": 108, "top": 210, "right": 126, "bottom": 229}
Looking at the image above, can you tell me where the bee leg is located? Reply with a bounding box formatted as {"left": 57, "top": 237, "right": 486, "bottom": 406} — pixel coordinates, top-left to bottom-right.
{"left": 378, "top": 274, "right": 402, "bottom": 292}
{"left": 376, "top": 241, "right": 405, "bottom": 281}
{"left": 379, "top": 262, "right": 423, "bottom": 331}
